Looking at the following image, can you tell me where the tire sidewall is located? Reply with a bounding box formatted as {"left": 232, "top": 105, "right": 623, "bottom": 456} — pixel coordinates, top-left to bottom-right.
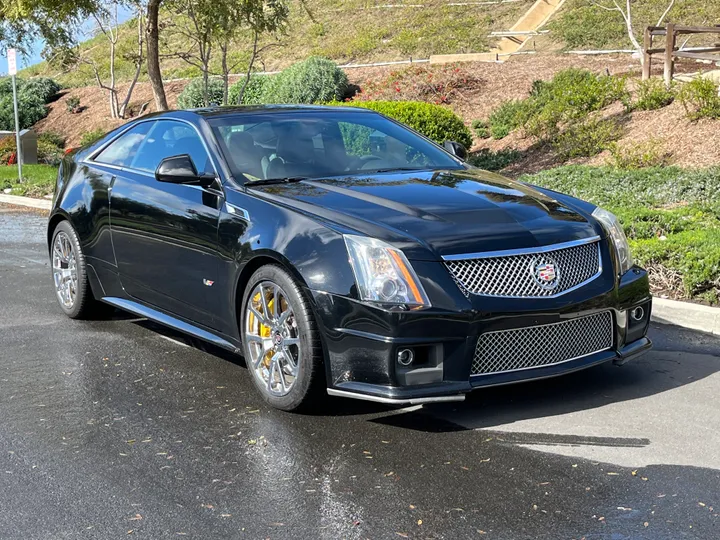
{"left": 240, "top": 265, "right": 316, "bottom": 411}
{"left": 51, "top": 221, "right": 90, "bottom": 319}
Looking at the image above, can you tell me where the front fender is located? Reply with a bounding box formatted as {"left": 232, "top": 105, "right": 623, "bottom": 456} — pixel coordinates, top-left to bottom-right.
{"left": 216, "top": 187, "right": 358, "bottom": 338}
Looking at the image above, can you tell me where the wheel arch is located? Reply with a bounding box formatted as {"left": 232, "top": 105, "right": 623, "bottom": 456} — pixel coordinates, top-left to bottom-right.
{"left": 47, "top": 210, "right": 73, "bottom": 254}
{"left": 233, "top": 251, "right": 313, "bottom": 333}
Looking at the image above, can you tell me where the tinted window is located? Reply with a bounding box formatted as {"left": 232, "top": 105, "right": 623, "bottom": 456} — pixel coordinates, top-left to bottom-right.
{"left": 94, "top": 122, "right": 153, "bottom": 167}
{"left": 131, "top": 120, "right": 212, "bottom": 174}
{"left": 209, "top": 111, "right": 461, "bottom": 182}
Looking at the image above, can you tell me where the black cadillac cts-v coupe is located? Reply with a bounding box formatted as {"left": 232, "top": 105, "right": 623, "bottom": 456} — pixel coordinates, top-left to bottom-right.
{"left": 48, "top": 105, "right": 652, "bottom": 411}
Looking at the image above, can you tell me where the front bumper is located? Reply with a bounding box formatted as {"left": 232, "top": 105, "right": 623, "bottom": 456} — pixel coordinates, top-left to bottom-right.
{"left": 312, "top": 265, "right": 653, "bottom": 405}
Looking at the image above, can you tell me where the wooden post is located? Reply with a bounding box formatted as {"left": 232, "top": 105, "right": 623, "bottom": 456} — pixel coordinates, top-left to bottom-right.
{"left": 642, "top": 27, "right": 652, "bottom": 80}
{"left": 664, "top": 23, "right": 676, "bottom": 87}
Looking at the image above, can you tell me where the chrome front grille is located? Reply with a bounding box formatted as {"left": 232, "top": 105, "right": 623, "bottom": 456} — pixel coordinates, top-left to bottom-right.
{"left": 444, "top": 238, "right": 601, "bottom": 298}
{"left": 472, "top": 311, "right": 614, "bottom": 376}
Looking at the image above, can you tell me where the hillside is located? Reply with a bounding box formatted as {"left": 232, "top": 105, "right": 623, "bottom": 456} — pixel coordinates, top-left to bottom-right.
{"left": 22, "top": 0, "right": 720, "bottom": 88}
{"left": 31, "top": 53, "right": 720, "bottom": 175}
{"left": 22, "top": 0, "right": 533, "bottom": 87}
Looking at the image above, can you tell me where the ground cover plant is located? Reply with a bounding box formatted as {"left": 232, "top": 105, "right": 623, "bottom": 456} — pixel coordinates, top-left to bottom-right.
{"left": 523, "top": 165, "right": 720, "bottom": 302}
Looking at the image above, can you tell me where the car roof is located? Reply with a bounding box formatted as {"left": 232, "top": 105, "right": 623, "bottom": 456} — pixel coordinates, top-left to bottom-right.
{"left": 189, "top": 104, "right": 379, "bottom": 118}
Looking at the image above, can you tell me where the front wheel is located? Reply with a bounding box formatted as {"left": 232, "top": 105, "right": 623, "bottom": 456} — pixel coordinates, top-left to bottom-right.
{"left": 240, "top": 265, "right": 324, "bottom": 411}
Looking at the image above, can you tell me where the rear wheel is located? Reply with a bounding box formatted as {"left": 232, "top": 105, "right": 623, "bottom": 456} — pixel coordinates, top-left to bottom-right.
{"left": 241, "top": 265, "right": 324, "bottom": 411}
{"left": 51, "top": 220, "right": 108, "bottom": 319}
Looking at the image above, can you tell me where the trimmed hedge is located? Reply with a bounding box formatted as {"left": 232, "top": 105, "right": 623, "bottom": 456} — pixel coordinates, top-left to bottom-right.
{"left": 332, "top": 100, "right": 473, "bottom": 149}
{"left": 177, "top": 77, "right": 225, "bottom": 109}
{"left": 263, "top": 57, "right": 348, "bottom": 104}
{"left": 228, "top": 75, "right": 268, "bottom": 105}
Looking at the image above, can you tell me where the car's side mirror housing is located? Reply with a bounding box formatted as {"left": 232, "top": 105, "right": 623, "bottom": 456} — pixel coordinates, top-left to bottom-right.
{"left": 155, "top": 154, "right": 214, "bottom": 187}
{"left": 443, "top": 140, "right": 468, "bottom": 161}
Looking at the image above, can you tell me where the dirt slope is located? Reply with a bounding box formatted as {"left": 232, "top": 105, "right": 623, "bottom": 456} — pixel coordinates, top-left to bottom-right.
{"left": 35, "top": 54, "right": 720, "bottom": 172}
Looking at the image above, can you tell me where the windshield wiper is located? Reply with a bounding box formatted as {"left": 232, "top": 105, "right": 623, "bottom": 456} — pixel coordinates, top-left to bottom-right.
{"left": 365, "top": 167, "right": 427, "bottom": 174}
{"left": 247, "top": 176, "right": 308, "bottom": 186}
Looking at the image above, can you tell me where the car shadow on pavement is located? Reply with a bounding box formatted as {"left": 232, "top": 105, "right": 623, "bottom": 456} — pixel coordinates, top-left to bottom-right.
{"left": 126, "top": 318, "right": 720, "bottom": 423}
{"left": 375, "top": 323, "right": 720, "bottom": 432}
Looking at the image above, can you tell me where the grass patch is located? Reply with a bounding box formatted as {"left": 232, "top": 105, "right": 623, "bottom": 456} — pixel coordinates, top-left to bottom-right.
{"left": 522, "top": 165, "right": 720, "bottom": 300}
{"left": 0, "top": 165, "right": 58, "bottom": 197}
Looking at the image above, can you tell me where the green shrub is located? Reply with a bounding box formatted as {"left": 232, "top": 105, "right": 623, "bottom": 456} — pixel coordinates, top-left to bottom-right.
{"left": 66, "top": 96, "right": 81, "bottom": 113}
{"left": 80, "top": 129, "right": 106, "bottom": 147}
{"left": 38, "top": 131, "right": 66, "bottom": 149}
{"left": 228, "top": 75, "right": 269, "bottom": 105}
{"left": 37, "top": 139, "right": 64, "bottom": 166}
{"left": 634, "top": 78, "right": 675, "bottom": 111}
{"left": 263, "top": 57, "right": 348, "bottom": 104}
{"left": 471, "top": 119, "right": 490, "bottom": 139}
{"left": 482, "top": 69, "right": 626, "bottom": 144}
{"left": 23, "top": 77, "right": 61, "bottom": 103}
{"left": 467, "top": 148, "right": 521, "bottom": 171}
{"left": 332, "top": 100, "right": 473, "bottom": 149}
{"left": 552, "top": 117, "right": 623, "bottom": 159}
{"left": 523, "top": 69, "right": 627, "bottom": 139}
{"left": 488, "top": 99, "right": 527, "bottom": 139}
{"left": 0, "top": 92, "right": 47, "bottom": 131}
{"left": 678, "top": 77, "right": 720, "bottom": 120}
{"left": 607, "top": 138, "right": 671, "bottom": 169}
{"left": 177, "top": 77, "right": 225, "bottom": 109}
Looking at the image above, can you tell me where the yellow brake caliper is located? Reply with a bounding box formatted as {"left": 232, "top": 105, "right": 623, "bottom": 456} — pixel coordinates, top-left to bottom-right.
{"left": 250, "top": 291, "right": 275, "bottom": 369}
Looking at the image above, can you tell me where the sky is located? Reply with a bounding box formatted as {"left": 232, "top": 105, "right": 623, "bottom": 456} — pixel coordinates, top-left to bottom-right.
{"left": 7, "top": 7, "right": 134, "bottom": 73}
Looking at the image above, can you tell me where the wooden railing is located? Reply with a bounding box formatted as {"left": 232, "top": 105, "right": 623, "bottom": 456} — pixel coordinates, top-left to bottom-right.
{"left": 642, "top": 24, "right": 720, "bottom": 85}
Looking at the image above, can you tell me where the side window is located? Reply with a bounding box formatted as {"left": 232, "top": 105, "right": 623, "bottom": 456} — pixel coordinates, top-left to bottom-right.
{"left": 131, "top": 120, "right": 213, "bottom": 174}
{"left": 94, "top": 122, "right": 153, "bottom": 167}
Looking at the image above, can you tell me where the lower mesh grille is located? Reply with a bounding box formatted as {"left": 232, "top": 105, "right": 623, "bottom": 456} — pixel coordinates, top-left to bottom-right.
{"left": 472, "top": 311, "right": 614, "bottom": 376}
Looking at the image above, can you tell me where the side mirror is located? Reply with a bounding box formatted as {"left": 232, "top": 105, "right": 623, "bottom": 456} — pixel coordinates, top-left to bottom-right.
{"left": 443, "top": 140, "right": 468, "bottom": 161}
{"left": 155, "top": 154, "right": 213, "bottom": 187}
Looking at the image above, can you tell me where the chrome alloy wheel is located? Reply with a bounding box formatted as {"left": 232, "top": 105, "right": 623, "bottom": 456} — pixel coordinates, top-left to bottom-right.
{"left": 245, "top": 281, "right": 301, "bottom": 397}
{"left": 52, "top": 231, "right": 78, "bottom": 309}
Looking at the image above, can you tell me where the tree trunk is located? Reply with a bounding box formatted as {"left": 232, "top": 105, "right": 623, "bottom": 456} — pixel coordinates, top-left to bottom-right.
{"left": 237, "top": 31, "right": 259, "bottom": 105}
{"left": 119, "top": 14, "right": 145, "bottom": 119}
{"left": 146, "top": 0, "right": 168, "bottom": 111}
{"left": 221, "top": 42, "right": 229, "bottom": 105}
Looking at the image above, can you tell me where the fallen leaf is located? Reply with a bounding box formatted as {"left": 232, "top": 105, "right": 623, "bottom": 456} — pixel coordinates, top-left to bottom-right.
{"left": 129, "top": 514, "right": 142, "bottom": 521}
{"left": 607, "top": 472, "right": 619, "bottom": 476}
{"left": 631, "top": 470, "right": 638, "bottom": 476}
{"left": 409, "top": 505, "right": 416, "bottom": 510}
{"left": 644, "top": 522, "right": 649, "bottom": 527}
{"left": 396, "top": 533, "right": 408, "bottom": 538}
{"left": 417, "top": 519, "right": 423, "bottom": 525}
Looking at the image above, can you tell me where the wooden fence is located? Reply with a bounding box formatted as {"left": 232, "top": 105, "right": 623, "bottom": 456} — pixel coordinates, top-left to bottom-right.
{"left": 642, "top": 24, "right": 720, "bottom": 85}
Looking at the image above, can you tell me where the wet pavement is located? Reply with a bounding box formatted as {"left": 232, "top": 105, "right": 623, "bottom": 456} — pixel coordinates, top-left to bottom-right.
{"left": 1, "top": 205, "right": 719, "bottom": 539}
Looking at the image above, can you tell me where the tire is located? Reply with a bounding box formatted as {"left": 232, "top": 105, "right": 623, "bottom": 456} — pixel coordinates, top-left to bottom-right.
{"left": 50, "top": 220, "right": 109, "bottom": 320}
{"left": 240, "top": 265, "right": 324, "bottom": 411}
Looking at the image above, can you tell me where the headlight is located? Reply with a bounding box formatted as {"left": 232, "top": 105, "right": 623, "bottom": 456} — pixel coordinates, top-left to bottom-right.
{"left": 344, "top": 235, "right": 431, "bottom": 307}
{"left": 592, "top": 207, "right": 633, "bottom": 275}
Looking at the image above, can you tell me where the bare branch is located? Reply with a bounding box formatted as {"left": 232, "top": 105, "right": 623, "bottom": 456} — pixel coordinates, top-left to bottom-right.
{"left": 656, "top": 0, "right": 676, "bottom": 27}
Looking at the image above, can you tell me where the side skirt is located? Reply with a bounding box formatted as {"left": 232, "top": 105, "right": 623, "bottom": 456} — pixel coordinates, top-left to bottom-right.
{"left": 101, "top": 297, "right": 242, "bottom": 354}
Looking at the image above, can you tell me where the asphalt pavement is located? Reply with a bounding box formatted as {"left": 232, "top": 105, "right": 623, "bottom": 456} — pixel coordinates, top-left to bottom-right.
{"left": 1, "top": 204, "right": 719, "bottom": 539}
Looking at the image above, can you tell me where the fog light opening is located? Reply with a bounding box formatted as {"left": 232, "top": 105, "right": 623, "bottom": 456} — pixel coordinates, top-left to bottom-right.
{"left": 397, "top": 348, "right": 415, "bottom": 367}
{"left": 631, "top": 306, "right": 645, "bottom": 321}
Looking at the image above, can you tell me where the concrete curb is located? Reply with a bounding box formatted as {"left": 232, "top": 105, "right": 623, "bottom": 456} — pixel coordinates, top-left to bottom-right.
{"left": 0, "top": 194, "right": 52, "bottom": 211}
{"left": 651, "top": 297, "right": 720, "bottom": 335}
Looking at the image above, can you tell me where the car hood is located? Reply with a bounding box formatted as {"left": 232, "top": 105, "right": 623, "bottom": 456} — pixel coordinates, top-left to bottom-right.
{"left": 249, "top": 168, "right": 602, "bottom": 261}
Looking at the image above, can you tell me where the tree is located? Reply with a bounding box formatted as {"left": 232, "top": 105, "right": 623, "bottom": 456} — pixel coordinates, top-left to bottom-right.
{"left": 165, "top": 0, "right": 288, "bottom": 106}
{"left": 145, "top": 0, "right": 169, "bottom": 111}
{"left": 0, "top": 0, "right": 99, "bottom": 54}
{"left": 592, "top": 0, "right": 676, "bottom": 70}
{"left": 220, "top": 0, "right": 288, "bottom": 105}
{"left": 48, "top": 1, "right": 145, "bottom": 119}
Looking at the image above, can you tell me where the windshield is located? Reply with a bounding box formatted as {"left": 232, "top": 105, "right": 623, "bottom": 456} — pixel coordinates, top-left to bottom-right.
{"left": 208, "top": 110, "right": 463, "bottom": 182}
